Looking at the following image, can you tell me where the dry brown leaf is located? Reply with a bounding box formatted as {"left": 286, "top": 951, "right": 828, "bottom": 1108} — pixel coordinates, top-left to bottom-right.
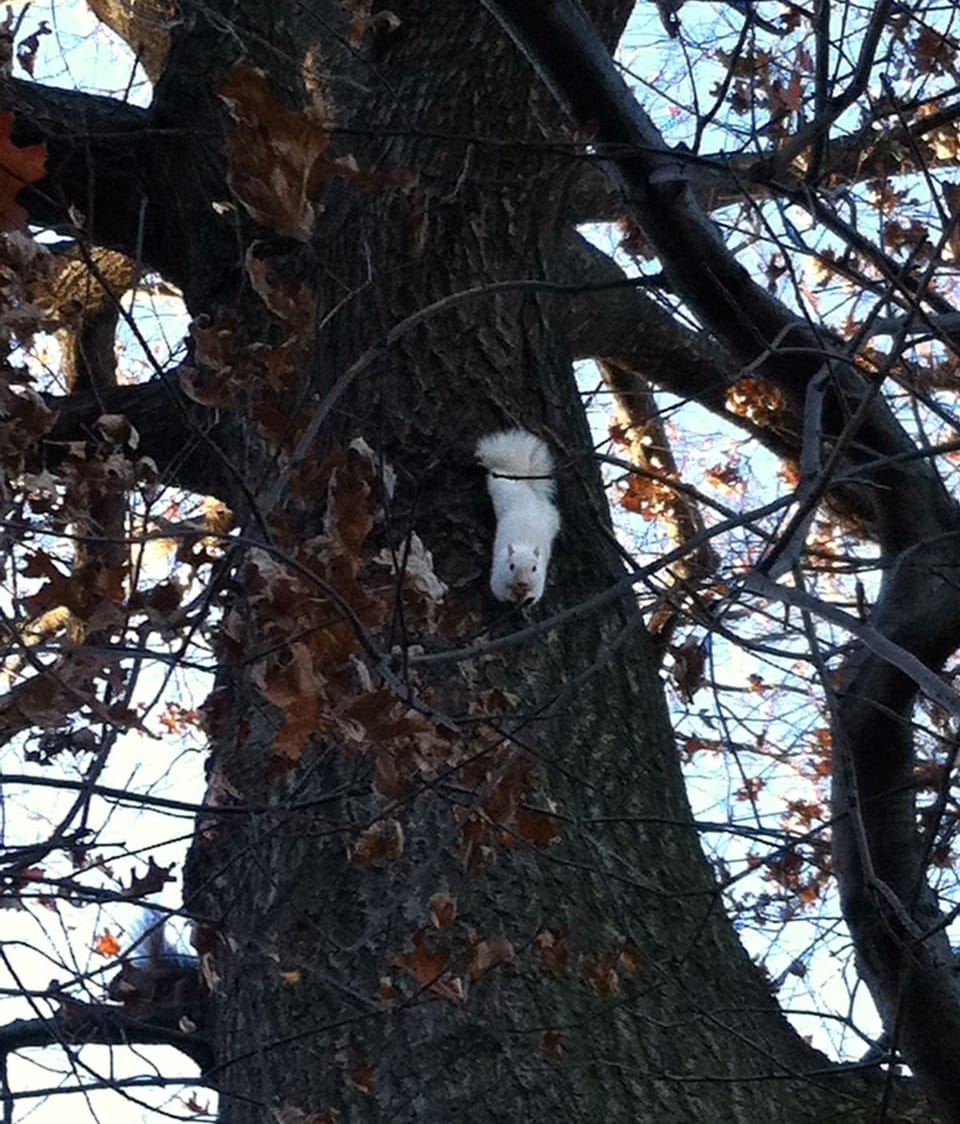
{"left": 349, "top": 818, "right": 404, "bottom": 866}
{"left": 670, "top": 636, "right": 707, "bottom": 702}
{"left": 429, "top": 892, "right": 457, "bottom": 929}
{"left": 468, "top": 937, "right": 514, "bottom": 980}
{"left": 620, "top": 944, "right": 643, "bottom": 976}
{"left": 584, "top": 953, "right": 620, "bottom": 995}
{"left": 350, "top": 1064, "right": 374, "bottom": 1094}
{"left": 542, "top": 1030, "right": 564, "bottom": 1060}
{"left": 219, "top": 63, "right": 415, "bottom": 241}
{"left": 533, "top": 929, "right": 568, "bottom": 975}
{"left": 373, "top": 750, "right": 415, "bottom": 800}
{"left": 184, "top": 318, "right": 246, "bottom": 406}
{"left": 392, "top": 928, "right": 462, "bottom": 1002}
{"left": 515, "top": 805, "right": 560, "bottom": 846}
{"left": 124, "top": 856, "right": 175, "bottom": 898}
{"left": 245, "top": 250, "right": 316, "bottom": 334}
{"left": 218, "top": 64, "right": 335, "bottom": 241}
{"left": 378, "top": 977, "right": 395, "bottom": 1007}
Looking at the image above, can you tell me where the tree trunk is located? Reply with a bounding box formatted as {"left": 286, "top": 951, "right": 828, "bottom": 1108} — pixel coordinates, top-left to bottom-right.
{"left": 170, "top": 5, "right": 915, "bottom": 1121}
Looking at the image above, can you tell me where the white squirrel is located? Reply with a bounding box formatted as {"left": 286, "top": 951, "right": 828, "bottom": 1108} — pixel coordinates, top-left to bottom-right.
{"left": 476, "top": 428, "right": 560, "bottom": 605}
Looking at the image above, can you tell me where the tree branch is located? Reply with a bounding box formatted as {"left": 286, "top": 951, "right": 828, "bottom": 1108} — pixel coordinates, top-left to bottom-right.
{"left": 44, "top": 379, "right": 243, "bottom": 511}
{"left": 566, "top": 99, "right": 960, "bottom": 223}
{"left": 1, "top": 80, "right": 155, "bottom": 256}
{"left": 0, "top": 1003, "right": 213, "bottom": 1071}
{"left": 555, "top": 230, "right": 882, "bottom": 532}
{"left": 1, "top": 76, "right": 234, "bottom": 301}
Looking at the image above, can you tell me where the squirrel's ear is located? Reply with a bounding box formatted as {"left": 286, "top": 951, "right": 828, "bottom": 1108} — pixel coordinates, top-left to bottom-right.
{"left": 507, "top": 543, "right": 516, "bottom": 559}
{"left": 533, "top": 545, "right": 541, "bottom": 559}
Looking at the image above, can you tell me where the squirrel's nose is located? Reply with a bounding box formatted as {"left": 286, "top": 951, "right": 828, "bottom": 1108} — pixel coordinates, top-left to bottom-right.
{"left": 511, "top": 582, "right": 532, "bottom": 603}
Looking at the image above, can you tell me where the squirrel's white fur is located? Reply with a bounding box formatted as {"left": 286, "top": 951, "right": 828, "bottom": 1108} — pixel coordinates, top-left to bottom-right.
{"left": 476, "top": 428, "right": 560, "bottom": 605}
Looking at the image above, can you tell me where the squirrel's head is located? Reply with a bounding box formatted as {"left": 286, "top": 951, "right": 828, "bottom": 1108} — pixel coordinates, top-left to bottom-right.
{"left": 505, "top": 542, "right": 544, "bottom": 604}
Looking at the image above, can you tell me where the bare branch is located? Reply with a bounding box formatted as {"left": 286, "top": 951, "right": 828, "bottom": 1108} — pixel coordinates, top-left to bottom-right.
{"left": 0, "top": 1004, "right": 212, "bottom": 1071}
{"left": 567, "top": 99, "right": 960, "bottom": 223}
{"left": 771, "top": 0, "right": 893, "bottom": 178}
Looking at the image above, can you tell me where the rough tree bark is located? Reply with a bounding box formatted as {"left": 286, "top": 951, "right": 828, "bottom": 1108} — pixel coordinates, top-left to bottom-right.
{"left": 2, "top": 0, "right": 950, "bottom": 1121}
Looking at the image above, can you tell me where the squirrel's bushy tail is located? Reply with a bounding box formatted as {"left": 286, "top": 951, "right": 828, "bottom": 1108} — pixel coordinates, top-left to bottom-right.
{"left": 475, "top": 428, "right": 556, "bottom": 498}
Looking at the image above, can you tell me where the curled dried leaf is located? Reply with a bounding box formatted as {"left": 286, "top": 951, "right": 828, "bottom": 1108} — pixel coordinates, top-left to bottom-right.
{"left": 349, "top": 818, "right": 404, "bottom": 866}
{"left": 468, "top": 937, "right": 514, "bottom": 980}
{"left": 429, "top": 892, "right": 456, "bottom": 929}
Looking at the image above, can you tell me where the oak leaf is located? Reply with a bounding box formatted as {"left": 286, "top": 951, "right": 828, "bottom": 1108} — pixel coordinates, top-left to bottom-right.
{"left": 94, "top": 930, "right": 121, "bottom": 958}
{"left": 350, "top": 1065, "right": 374, "bottom": 1094}
{"left": 468, "top": 937, "right": 514, "bottom": 980}
{"left": 542, "top": 1030, "right": 563, "bottom": 1060}
{"left": 219, "top": 63, "right": 414, "bottom": 241}
{"left": 218, "top": 64, "right": 332, "bottom": 240}
{"left": 349, "top": 818, "right": 404, "bottom": 866}
{"left": 245, "top": 249, "right": 316, "bottom": 334}
{"left": 515, "top": 805, "right": 559, "bottom": 846}
{"left": 124, "top": 856, "right": 175, "bottom": 898}
{"left": 533, "top": 928, "right": 568, "bottom": 975}
{"left": 392, "top": 929, "right": 462, "bottom": 1002}
{"left": 583, "top": 953, "right": 619, "bottom": 995}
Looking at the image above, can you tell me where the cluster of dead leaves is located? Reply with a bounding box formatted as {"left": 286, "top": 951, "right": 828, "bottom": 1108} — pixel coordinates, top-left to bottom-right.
{"left": 704, "top": 456, "right": 746, "bottom": 498}
{"left": 375, "top": 898, "right": 522, "bottom": 1013}
{"left": 763, "top": 843, "right": 832, "bottom": 910}
{"left": 610, "top": 417, "right": 683, "bottom": 522}
{"left": 725, "top": 376, "right": 785, "bottom": 430}
{"left": 0, "top": 368, "right": 55, "bottom": 492}
{"left": 883, "top": 217, "right": 932, "bottom": 260}
{"left": 216, "top": 434, "right": 565, "bottom": 887}
{"left": 218, "top": 63, "right": 415, "bottom": 243}
{"left": 618, "top": 470, "right": 681, "bottom": 523}
{"left": 669, "top": 635, "right": 707, "bottom": 701}
{"left": 0, "top": 231, "right": 58, "bottom": 353}
{"left": 0, "top": 235, "right": 139, "bottom": 369}
{"left": 24, "top": 551, "right": 126, "bottom": 635}
{"left": 712, "top": 44, "right": 808, "bottom": 140}
{"left": 221, "top": 440, "right": 451, "bottom": 779}
{"left": 1, "top": 401, "right": 180, "bottom": 736}
{"left": 184, "top": 251, "right": 316, "bottom": 450}
{"left": 911, "top": 25, "right": 958, "bottom": 76}
{"left": 389, "top": 913, "right": 516, "bottom": 1007}
{"left": 458, "top": 747, "right": 560, "bottom": 874}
